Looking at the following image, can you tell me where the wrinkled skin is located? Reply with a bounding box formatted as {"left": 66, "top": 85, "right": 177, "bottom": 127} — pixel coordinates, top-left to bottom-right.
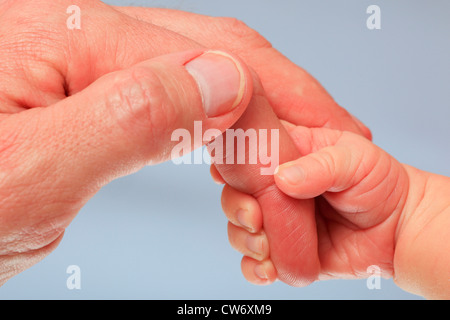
{"left": 0, "top": 0, "right": 370, "bottom": 285}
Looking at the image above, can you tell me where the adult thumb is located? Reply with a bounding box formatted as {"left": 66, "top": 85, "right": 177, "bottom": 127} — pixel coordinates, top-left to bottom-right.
{"left": 0, "top": 49, "right": 252, "bottom": 284}
{"left": 0, "top": 50, "right": 251, "bottom": 269}
{"left": 2, "top": 49, "right": 252, "bottom": 191}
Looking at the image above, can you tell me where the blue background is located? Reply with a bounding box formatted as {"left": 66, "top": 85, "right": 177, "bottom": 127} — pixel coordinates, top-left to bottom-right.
{"left": 1, "top": 0, "right": 449, "bottom": 299}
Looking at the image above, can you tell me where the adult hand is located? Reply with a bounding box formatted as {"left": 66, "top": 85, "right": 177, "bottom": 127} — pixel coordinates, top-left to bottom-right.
{"left": 0, "top": 20, "right": 253, "bottom": 285}
{"left": 0, "top": 0, "right": 370, "bottom": 284}
{"left": 114, "top": 6, "right": 372, "bottom": 137}
{"left": 1, "top": 0, "right": 371, "bottom": 135}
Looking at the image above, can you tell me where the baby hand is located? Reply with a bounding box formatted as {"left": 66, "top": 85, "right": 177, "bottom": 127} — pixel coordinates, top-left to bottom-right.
{"left": 218, "top": 123, "right": 410, "bottom": 284}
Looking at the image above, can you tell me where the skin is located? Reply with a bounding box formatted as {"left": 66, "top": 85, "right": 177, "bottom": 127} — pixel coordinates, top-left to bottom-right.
{"left": 212, "top": 73, "right": 319, "bottom": 287}
{"left": 111, "top": 6, "right": 372, "bottom": 139}
{"left": 217, "top": 123, "right": 450, "bottom": 299}
{"left": 0, "top": 0, "right": 369, "bottom": 285}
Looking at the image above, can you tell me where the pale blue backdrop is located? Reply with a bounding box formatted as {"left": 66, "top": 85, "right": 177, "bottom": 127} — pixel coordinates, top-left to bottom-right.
{"left": 1, "top": 0, "right": 449, "bottom": 299}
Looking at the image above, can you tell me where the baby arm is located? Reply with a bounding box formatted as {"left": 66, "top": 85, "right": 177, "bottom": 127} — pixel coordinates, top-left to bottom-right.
{"left": 390, "top": 165, "right": 450, "bottom": 299}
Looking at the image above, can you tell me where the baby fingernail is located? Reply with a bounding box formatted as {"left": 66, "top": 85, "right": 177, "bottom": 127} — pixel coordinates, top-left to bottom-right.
{"left": 185, "top": 50, "right": 245, "bottom": 118}
{"left": 277, "top": 165, "right": 305, "bottom": 185}
{"left": 246, "top": 235, "right": 264, "bottom": 256}
{"left": 237, "top": 209, "right": 254, "bottom": 232}
{"left": 254, "top": 264, "right": 268, "bottom": 280}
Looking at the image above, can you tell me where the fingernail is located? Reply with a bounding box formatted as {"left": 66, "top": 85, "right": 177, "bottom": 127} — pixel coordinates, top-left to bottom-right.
{"left": 277, "top": 165, "right": 305, "bottom": 185}
{"left": 185, "top": 50, "right": 245, "bottom": 118}
{"left": 254, "top": 264, "right": 268, "bottom": 280}
{"left": 237, "top": 209, "right": 254, "bottom": 232}
{"left": 246, "top": 235, "right": 264, "bottom": 256}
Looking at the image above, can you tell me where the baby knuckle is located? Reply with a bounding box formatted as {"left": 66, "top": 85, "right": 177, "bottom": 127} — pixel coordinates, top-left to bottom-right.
{"left": 316, "top": 149, "right": 337, "bottom": 177}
